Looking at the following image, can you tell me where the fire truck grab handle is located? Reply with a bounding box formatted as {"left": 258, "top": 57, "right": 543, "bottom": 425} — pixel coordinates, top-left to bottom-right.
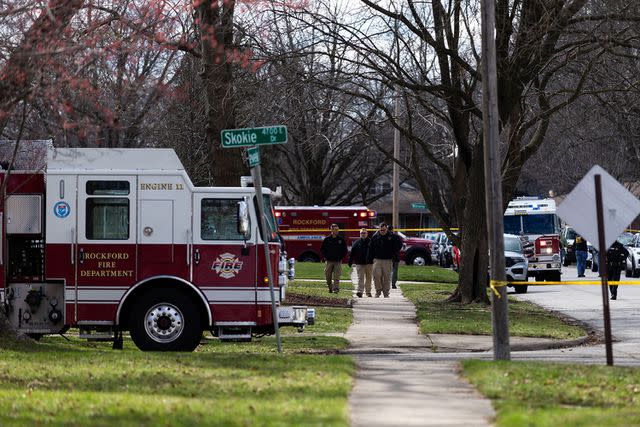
{"left": 71, "top": 228, "right": 75, "bottom": 265}
{"left": 194, "top": 248, "right": 201, "bottom": 264}
{"left": 186, "top": 229, "right": 191, "bottom": 266}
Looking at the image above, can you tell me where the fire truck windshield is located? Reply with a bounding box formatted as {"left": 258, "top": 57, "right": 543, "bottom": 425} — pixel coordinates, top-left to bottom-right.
{"left": 255, "top": 195, "right": 279, "bottom": 242}
{"left": 504, "top": 214, "right": 557, "bottom": 235}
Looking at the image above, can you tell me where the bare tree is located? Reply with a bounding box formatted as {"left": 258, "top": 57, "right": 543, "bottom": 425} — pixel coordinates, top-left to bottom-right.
{"left": 297, "top": 0, "right": 640, "bottom": 303}
{"left": 242, "top": 3, "right": 395, "bottom": 205}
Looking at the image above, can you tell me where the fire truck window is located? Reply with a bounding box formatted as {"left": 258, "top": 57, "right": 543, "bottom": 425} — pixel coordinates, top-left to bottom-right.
{"left": 201, "top": 199, "right": 249, "bottom": 240}
{"left": 86, "top": 198, "right": 130, "bottom": 240}
{"left": 503, "top": 216, "right": 522, "bottom": 235}
{"left": 86, "top": 181, "right": 130, "bottom": 196}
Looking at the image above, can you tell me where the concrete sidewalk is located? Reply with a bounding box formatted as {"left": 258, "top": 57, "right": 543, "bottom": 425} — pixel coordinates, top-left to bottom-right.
{"left": 345, "top": 286, "right": 495, "bottom": 427}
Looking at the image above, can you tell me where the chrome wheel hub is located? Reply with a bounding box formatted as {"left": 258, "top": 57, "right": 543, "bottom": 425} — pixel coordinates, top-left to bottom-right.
{"left": 144, "top": 303, "right": 184, "bottom": 343}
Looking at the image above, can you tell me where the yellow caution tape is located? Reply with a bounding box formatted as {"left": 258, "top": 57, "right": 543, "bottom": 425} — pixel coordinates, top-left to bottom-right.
{"left": 489, "top": 279, "right": 640, "bottom": 299}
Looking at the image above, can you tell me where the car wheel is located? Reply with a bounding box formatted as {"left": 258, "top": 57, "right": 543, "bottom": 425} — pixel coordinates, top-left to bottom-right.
{"left": 129, "top": 289, "right": 202, "bottom": 351}
{"left": 514, "top": 284, "right": 528, "bottom": 294}
{"left": 591, "top": 261, "right": 599, "bottom": 273}
{"left": 407, "top": 252, "right": 427, "bottom": 266}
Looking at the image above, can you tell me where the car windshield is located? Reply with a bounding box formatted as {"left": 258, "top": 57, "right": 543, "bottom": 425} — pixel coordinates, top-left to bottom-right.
{"left": 504, "top": 236, "right": 523, "bottom": 253}
{"left": 618, "top": 233, "right": 634, "bottom": 246}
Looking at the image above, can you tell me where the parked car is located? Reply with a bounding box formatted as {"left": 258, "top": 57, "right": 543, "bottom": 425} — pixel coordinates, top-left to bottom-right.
{"left": 421, "top": 231, "right": 455, "bottom": 267}
{"left": 504, "top": 234, "right": 529, "bottom": 294}
{"left": 622, "top": 233, "right": 640, "bottom": 277}
{"left": 451, "top": 235, "right": 529, "bottom": 294}
{"left": 421, "top": 232, "right": 445, "bottom": 264}
{"left": 397, "top": 232, "right": 434, "bottom": 266}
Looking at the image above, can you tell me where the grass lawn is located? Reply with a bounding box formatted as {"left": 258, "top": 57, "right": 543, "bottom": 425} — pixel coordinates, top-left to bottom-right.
{"left": 294, "top": 261, "right": 458, "bottom": 283}
{"left": 0, "top": 333, "right": 353, "bottom": 426}
{"left": 463, "top": 360, "right": 640, "bottom": 427}
{"left": 401, "top": 282, "right": 585, "bottom": 339}
{"left": 285, "top": 281, "right": 353, "bottom": 334}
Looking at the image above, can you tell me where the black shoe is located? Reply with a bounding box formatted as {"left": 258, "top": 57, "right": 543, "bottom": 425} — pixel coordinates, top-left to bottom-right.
{"left": 392, "top": 285, "right": 397, "bottom": 289}
{"left": 611, "top": 295, "right": 617, "bottom": 300}
{"left": 356, "top": 292, "right": 363, "bottom": 298}
{"left": 334, "top": 288, "right": 340, "bottom": 293}
{"left": 375, "top": 293, "right": 381, "bottom": 298}
{"left": 366, "top": 293, "right": 372, "bottom": 297}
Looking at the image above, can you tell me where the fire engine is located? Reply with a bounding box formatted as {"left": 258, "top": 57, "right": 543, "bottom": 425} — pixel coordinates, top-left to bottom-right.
{"left": 0, "top": 144, "right": 311, "bottom": 351}
{"left": 274, "top": 206, "right": 377, "bottom": 261}
{"left": 504, "top": 197, "right": 562, "bottom": 281}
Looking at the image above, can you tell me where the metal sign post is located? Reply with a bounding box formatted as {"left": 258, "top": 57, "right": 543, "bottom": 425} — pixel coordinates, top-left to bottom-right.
{"left": 221, "top": 125, "right": 288, "bottom": 353}
{"left": 251, "top": 161, "right": 282, "bottom": 353}
{"left": 594, "top": 175, "right": 613, "bottom": 365}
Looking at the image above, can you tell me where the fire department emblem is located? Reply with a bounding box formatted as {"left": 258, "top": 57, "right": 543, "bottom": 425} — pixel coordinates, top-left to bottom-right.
{"left": 212, "top": 253, "right": 243, "bottom": 279}
{"left": 53, "top": 201, "right": 70, "bottom": 218}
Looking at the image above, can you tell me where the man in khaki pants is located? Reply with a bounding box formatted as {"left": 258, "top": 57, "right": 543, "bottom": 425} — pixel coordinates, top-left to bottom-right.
{"left": 367, "top": 223, "right": 397, "bottom": 298}
{"left": 321, "top": 223, "right": 348, "bottom": 293}
{"left": 348, "top": 228, "right": 373, "bottom": 297}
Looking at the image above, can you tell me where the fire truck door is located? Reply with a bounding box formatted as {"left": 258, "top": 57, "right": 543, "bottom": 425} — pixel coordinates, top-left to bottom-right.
{"left": 192, "top": 195, "right": 257, "bottom": 322}
{"left": 75, "top": 176, "right": 137, "bottom": 319}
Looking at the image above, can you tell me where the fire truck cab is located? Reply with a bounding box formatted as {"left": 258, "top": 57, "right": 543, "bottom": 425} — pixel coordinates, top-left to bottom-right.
{"left": 274, "top": 206, "right": 376, "bottom": 262}
{"left": 0, "top": 144, "right": 310, "bottom": 351}
{"left": 504, "top": 197, "right": 562, "bottom": 281}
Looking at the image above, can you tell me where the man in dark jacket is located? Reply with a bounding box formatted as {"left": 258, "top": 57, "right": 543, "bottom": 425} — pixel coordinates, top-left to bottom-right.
{"left": 321, "top": 223, "right": 348, "bottom": 293}
{"left": 349, "top": 228, "right": 373, "bottom": 297}
{"left": 367, "top": 222, "right": 399, "bottom": 298}
{"left": 607, "top": 240, "right": 629, "bottom": 300}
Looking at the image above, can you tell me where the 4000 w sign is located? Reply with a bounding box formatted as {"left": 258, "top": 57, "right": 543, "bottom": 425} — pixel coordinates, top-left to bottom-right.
{"left": 221, "top": 126, "right": 288, "bottom": 148}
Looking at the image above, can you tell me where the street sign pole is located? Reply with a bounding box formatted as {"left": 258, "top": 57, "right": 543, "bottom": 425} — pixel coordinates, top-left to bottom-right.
{"left": 251, "top": 162, "right": 282, "bottom": 353}
{"left": 221, "top": 125, "right": 288, "bottom": 353}
{"left": 481, "top": 0, "right": 510, "bottom": 360}
{"left": 595, "top": 174, "right": 613, "bottom": 366}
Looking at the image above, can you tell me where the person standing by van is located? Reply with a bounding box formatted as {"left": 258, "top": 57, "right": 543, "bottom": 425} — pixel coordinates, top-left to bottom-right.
{"left": 321, "top": 223, "right": 348, "bottom": 293}
{"left": 349, "top": 228, "right": 373, "bottom": 297}
{"left": 573, "top": 234, "right": 588, "bottom": 277}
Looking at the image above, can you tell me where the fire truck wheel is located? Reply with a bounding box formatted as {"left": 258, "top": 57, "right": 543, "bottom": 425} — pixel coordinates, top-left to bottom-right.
{"left": 129, "top": 289, "right": 202, "bottom": 352}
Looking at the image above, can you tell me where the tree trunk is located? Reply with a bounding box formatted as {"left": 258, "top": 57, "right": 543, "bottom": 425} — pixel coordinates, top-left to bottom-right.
{"left": 448, "top": 144, "right": 490, "bottom": 304}
{"left": 195, "top": 0, "right": 245, "bottom": 186}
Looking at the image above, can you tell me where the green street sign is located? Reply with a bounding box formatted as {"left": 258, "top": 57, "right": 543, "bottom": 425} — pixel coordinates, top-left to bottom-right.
{"left": 247, "top": 147, "right": 260, "bottom": 167}
{"left": 221, "top": 125, "right": 288, "bottom": 148}
{"left": 411, "top": 203, "right": 427, "bottom": 210}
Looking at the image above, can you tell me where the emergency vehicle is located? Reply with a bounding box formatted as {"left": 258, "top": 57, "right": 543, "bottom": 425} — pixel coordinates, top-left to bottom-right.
{"left": 0, "top": 144, "right": 311, "bottom": 351}
{"left": 504, "top": 197, "right": 562, "bottom": 281}
{"left": 274, "top": 206, "right": 377, "bottom": 261}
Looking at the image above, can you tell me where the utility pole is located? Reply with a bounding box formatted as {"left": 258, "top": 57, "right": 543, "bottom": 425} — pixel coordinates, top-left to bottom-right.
{"left": 481, "top": 0, "right": 510, "bottom": 360}
{"left": 392, "top": 89, "right": 400, "bottom": 229}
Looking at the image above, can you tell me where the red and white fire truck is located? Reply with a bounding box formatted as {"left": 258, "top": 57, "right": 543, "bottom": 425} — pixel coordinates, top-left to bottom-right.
{"left": 504, "top": 197, "right": 562, "bottom": 281}
{"left": 274, "top": 206, "right": 377, "bottom": 262}
{"left": 0, "top": 144, "right": 311, "bottom": 351}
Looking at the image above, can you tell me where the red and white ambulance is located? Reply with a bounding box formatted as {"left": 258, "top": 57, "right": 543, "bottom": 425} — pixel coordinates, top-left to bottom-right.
{"left": 274, "top": 206, "right": 377, "bottom": 262}
{"left": 0, "top": 145, "right": 310, "bottom": 351}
